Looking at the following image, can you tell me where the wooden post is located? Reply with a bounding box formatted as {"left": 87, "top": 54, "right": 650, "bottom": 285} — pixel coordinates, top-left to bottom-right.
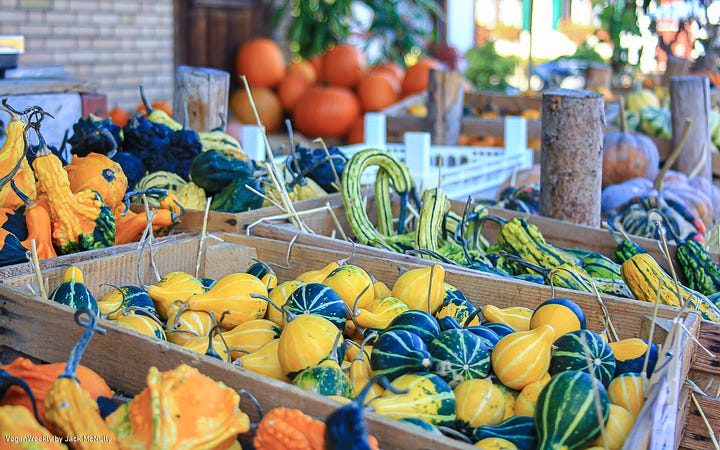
{"left": 173, "top": 66, "right": 230, "bottom": 132}
{"left": 540, "top": 89, "right": 605, "bottom": 227}
{"left": 585, "top": 63, "right": 613, "bottom": 92}
{"left": 426, "top": 69, "right": 464, "bottom": 145}
{"left": 662, "top": 55, "right": 692, "bottom": 87}
{"left": 670, "top": 76, "right": 712, "bottom": 180}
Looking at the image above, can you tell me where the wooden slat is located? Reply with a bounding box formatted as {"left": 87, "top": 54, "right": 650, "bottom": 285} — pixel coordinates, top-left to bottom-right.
{"left": 679, "top": 394, "right": 720, "bottom": 449}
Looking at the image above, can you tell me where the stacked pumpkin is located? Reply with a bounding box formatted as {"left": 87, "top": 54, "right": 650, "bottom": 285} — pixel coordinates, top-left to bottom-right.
{"left": 50, "top": 253, "right": 652, "bottom": 449}
{"left": 231, "top": 37, "right": 442, "bottom": 144}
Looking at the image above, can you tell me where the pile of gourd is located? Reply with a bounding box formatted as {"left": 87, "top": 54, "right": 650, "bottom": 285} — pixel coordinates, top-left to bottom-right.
{"left": 0, "top": 308, "right": 383, "bottom": 449}
{"left": 44, "top": 253, "right": 661, "bottom": 449}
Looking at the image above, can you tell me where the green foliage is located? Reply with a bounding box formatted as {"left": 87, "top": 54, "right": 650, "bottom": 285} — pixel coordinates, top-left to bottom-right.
{"left": 594, "top": 0, "right": 640, "bottom": 69}
{"left": 271, "top": 0, "right": 443, "bottom": 64}
{"left": 465, "top": 41, "right": 517, "bottom": 92}
{"left": 569, "top": 41, "right": 608, "bottom": 64}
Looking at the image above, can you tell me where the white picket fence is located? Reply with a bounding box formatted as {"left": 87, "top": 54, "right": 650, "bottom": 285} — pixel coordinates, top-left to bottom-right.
{"left": 241, "top": 113, "right": 534, "bottom": 201}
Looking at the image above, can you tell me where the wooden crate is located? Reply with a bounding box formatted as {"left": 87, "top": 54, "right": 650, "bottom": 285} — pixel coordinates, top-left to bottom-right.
{"left": 381, "top": 91, "right": 543, "bottom": 143}
{"left": 651, "top": 136, "right": 720, "bottom": 178}
{"left": 0, "top": 232, "right": 704, "bottom": 449}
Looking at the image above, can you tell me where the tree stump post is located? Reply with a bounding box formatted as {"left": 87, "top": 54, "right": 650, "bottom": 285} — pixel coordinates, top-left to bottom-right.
{"left": 670, "top": 76, "right": 712, "bottom": 180}
{"left": 662, "top": 55, "right": 692, "bottom": 87}
{"left": 426, "top": 69, "right": 464, "bottom": 145}
{"left": 174, "top": 66, "right": 230, "bottom": 132}
{"left": 540, "top": 89, "right": 605, "bottom": 227}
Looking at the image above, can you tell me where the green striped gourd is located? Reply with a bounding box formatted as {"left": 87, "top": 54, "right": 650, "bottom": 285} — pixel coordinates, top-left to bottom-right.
{"left": 435, "top": 288, "right": 479, "bottom": 327}
{"left": 535, "top": 370, "right": 610, "bottom": 450}
{"left": 566, "top": 248, "right": 623, "bottom": 280}
{"left": 266, "top": 280, "right": 304, "bottom": 325}
{"left": 134, "top": 170, "right": 186, "bottom": 195}
{"left": 497, "top": 217, "right": 582, "bottom": 269}
{"left": 607, "top": 373, "right": 645, "bottom": 418}
{"left": 49, "top": 267, "right": 99, "bottom": 316}
{"left": 491, "top": 325, "right": 555, "bottom": 390}
{"left": 278, "top": 314, "right": 344, "bottom": 378}
{"left": 454, "top": 378, "right": 505, "bottom": 433}
{"left": 590, "top": 404, "right": 635, "bottom": 450}
{"left": 292, "top": 360, "right": 354, "bottom": 400}
{"left": 482, "top": 305, "right": 533, "bottom": 332}
{"left": 367, "top": 372, "right": 455, "bottom": 427}
{"left": 529, "top": 298, "right": 586, "bottom": 340}
{"left": 385, "top": 310, "right": 441, "bottom": 345}
{"left": 428, "top": 329, "right": 490, "bottom": 386}
{"left": 98, "top": 285, "right": 155, "bottom": 319}
{"left": 284, "top": 283, "right": 347, "bottom": 330}
{"left": 549, "top": 329, "right": 616, "bottom": 387}
{"left": 609, "top": 338, "right": 658, "bottom": 377}
{"left": 370, "top": 329, "right": 433, "bottom": 381}
{"left": 675, "top": 237, "right": 720, "bottom": 296}
{"left": 472, "top": 416, "right": 537, "bottom": 450}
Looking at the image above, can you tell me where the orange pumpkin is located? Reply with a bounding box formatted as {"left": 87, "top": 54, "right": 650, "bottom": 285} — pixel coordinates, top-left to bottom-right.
{"left": 107, "top": 107, "right": 130, "bottom": 128}
{"left": 288, "top": 60, "right": 317, "bottom": 84}
{"left": 293, "top": 86, "right": 361, "bottom": 138}
{"left": 135, "top": 100, "right": 173, "bottom": 116}
{"left": 322, "top": 44, "right": 367, "bottom": 88}
{"left": 236, "top": 38, "right": 286, "bottom": 88}
{"left": 65, "top": 152, "right": 129, "bottom": 208}
{"left": 601, "top": 131, "right": 660, "bottom": 189}
{"left": 346, "top": 116, "right": 365, "bottom": 144}
{"left": 229, "top": 87, "right": 284, "bottom": 133}
{"left": 0, "top": 357, "right": 112, "bottom": 423}
{"left": 358, "top": 72, "right": 399, "bottom": 112}
{"left": 402, "top": 58, "right": 441, "bottom": 94}
{"left": 310, "top": 55, "right": 324, "bottom": 82}
{"left": 278, "top": 73, "right": 311, "bottom": 112}
{"left": 371, "top": 62, "right": 404, "bottom": 85}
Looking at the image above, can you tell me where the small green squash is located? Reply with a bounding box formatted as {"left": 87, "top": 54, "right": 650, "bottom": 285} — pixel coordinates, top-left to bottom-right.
{"left": 189, "top": 148, "right": 254, "bottom": 195}
{"left": 210, "top": 177, "right": 264, "bottom": 213}
{"left": 284, "top": 283, "right": 347, "bottom": 330}
{"left": 370, "top": 329, "right": 433, "bottom": 382}
{"left": 549, "top": 329, "right": 616, "bottom": 387}
{"left": 472, "top": 416, "right": 537, "bottom": 450}
{"left": 49, "top": 266, "right": 99, "bottom": 315}
{"left": 428, "top": 329, "right": 491, "bottom": 387}
{"left": 535, "top": 370, "right": 610, "bottom": 450}
{"left": 291, "top": 360, "right": 354, "bottom": 400}
{"left": 385, "top": 309, "right": 441, "bottom": 345}
{"left": 98, "top": 285, "right": 156, "bottom": 319}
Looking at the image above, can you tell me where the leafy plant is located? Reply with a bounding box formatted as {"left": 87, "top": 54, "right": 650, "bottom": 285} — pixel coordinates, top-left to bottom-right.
{"left": 271, "top": 0, "right": 443, "bottom": 65}
{"left": 594, "top": 0, "right": 641, "bottom": 71}
{"left": 569, "top": 41, "right": 608, "bottom": 64}
{"left": 465, "top": 41, "right": 517, "bottom": 92}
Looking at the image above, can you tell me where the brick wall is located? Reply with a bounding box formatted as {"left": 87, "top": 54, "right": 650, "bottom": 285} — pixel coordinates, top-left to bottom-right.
{"left": 0, "top": 0, "right": 174, "bottom": 112}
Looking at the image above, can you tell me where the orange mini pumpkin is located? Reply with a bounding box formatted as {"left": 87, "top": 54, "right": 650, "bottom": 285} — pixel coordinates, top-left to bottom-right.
{"left": 236, "top": 38, "right": 286, "bottom": 88}
{"left": 602, "top": 131, "right": 660, "bottom": 189}
{"left": 278, "top": 73, "right": 311, "bottom": 112}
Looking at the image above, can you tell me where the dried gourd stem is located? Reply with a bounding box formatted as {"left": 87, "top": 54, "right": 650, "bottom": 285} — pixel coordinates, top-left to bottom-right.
{"left": 313, "top": 138, "right": 342, "bottom": 191}
{"left": 195, "top": 197, "right": 212, "bottom": 279}
{"left": 245, "top": 183, "right": 284, "bottom": 211}
{"left": 589, "top": 279, "right": 620, "bottom": 342}
{"left": 677, "top": 320, "right": 716, "bottom": 358}
{"left": 426, "top": 264, "right": 436, "bottom": 314}
{"left": 654, "top": 119, "right": 692, "bottom": 192}
{"left": 244, "top": 205, "right": 327, "bottom": 235}
{"left": 655, "top": 223, "right": 688, "bottom": 313}
{"left": 618, "top": 96, "right": 627, "bottom": 133}
{"left": 325, "top": 202, "right": 349, "bottom": 241}
{"left": 693, "top": 392, "right": 720, "bottom": 444}
{"left": 581, "top": 333, "right": 610, "bottom": 450}
{"left": 142, "top": 196, "right": 161, "bottom": 282}
{"left": 283, "top": 232, "right": 301, "bottom": 268}
{"left": 688, "top": 140, "right": 709, "bottom": 180}
{"left": 30, "top": 240, "right": 47, "bottom": 299}
{"left": 263, "top": 160, "right": 308, "bottom": 232}
{"left": 240, "top": 75, "right": 304, "bottom": 230}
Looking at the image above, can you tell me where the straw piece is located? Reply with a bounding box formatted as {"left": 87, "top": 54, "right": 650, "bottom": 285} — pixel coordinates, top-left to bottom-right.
{"left": 195, "top": 197, "right": 212, "bottom": 278}
{"left": 30, "top": 240, "right": 47, "bottom": 299}
{"left": 691, "top": 391, "right": 720, "bottom": 449}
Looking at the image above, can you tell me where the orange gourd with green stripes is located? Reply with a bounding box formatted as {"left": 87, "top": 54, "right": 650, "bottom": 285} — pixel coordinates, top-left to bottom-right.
{"left": 491, "top": 325, "right": 554, "bottom": 390}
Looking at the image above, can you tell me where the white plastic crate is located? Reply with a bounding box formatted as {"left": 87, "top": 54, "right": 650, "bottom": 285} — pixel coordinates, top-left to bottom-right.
{"left": 241, "top": 113, "right": 534, "bottom": 201}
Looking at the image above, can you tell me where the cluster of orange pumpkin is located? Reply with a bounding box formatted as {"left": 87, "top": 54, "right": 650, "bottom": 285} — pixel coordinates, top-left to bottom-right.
{"left": 230, "top": 37, "right": 443, "bottom": 144}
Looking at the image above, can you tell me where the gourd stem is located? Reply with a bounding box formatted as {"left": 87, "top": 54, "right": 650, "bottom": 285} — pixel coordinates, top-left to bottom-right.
{"left": 498, "top": 251, "right": 550, "bottom": 277}
{"left": 169, "top": 301, "right": 190, "bottom": 332}
{"left": 404, "top": 249, "right": 457, "bottom": 265}
{"left": 354, "top": 331, "right": 377, "bottom": 362}
{"left": 213, "top": 113, "right": 226, "bottom": 132}
{"left": 139, "top": 86, "right": 154, "bottom": 115}
{"left": 237, "top": 389, "right": 264, "bottom": 422}
{"left": 121, "top": 306, "right": 163, "bottom": 325}
{"left": 122, "top": 188, "right": 169, "bottom": 215}
{"left": 314, "top": 137, "right": 344, "bottom": 191}
{"left": 9, "top": 180, "right": 36, "bottom": 208}
{"left": 397, "top": 191, "right": 409, "bottom": 235}
{"left": 351, "top": 283, "right": 372, "bottom": 316}
{"left": 286, "top": 154, "right": 346, "bottom": 190}
{"left": 654, "top": 118, "right": 692, "bottom": 192}
{"left": 458, "top": 196, "right": 475, "bottom": 266}
{"left": 0, "top": 370, "right": 45, "bottom": 426}
{"left": 61, "top": 309, "right": 106, "bottom": 380}
{"left": 438, "top": 426, "right": 473, "bottom": 443}
{"left": 618, "top": 96, "right": 627, "bottom": 133}
{"left": 472, "top": 214, "right": 508, "bottom": 227}
{"left": 98, "top": 283, "right": 126, "bottom": 318}
{"left": 344, "top": 304, "right": 368, "bottom": 337}
{"left": 327, "top": 330, "right": 344, "bottom": 364}
{"left": 356, "top": 376, "right": 408, "bottom": 408}
{"left": 250, "top": 293, "right": 282, "bottom": 313}
{"left": 426, "top": 264, "right": 436, "bottom": 314}
{"left": 463, "top": 308, "right": 483, "bottom": 328}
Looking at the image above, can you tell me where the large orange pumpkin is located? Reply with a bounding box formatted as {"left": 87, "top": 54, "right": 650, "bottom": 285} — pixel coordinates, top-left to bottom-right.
{"left": 293, "top": 86, "right": 361, "bottom": 138}
{"left": 402, "top": 58, "right": 442, "bottom": 94}
{"left": 108, "top": 107, "right": 130, "bottom": 128}
{"left": 236, "top": 38, "right": 286, "bottom": 88}
{"left": 310, "top": 55, "right": 324, "bottom": 82}
{"left": 278, "top": 73, "right": 311, "bottom": 112}
{"left": 346, "top": 116, "right": 365, "bottom": 144}
{"left": 372, "top": 62, "right": 404, "bottom": 85}
{"left": 322, "top": 44, "right": 367, "bottom": 88}
{"left": 358, "top": 73, "right": 399, "bottom": 112}
{"left": 288, "top": 60, "right": 317, "bottom": 84}
{"left": 136, "top": 100, "right": 173, "bottom": 116}
{"left": 229, "top": 87, "right": 284, "bottom": 133}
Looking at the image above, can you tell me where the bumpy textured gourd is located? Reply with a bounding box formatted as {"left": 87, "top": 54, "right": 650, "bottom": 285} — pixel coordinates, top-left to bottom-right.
{"left": 674, "top": 235, "right": 720, "bottom": 296}
{"left": 0, "top": 100, "right": 37, "bottom": 210}
{"left": 44, "top": 309, "right": 118, "bottom": 448}
{"left": 621, "top": 252, "right": 720, "bottom": 321}
{"left": 253, "top": 407, "right": 326, "bottom": 450}
{"left": 492, "top": 216, "right": 581, "bottom": 269}
{"left": 31, "top": 125, "right": 116, "bottom": 254}
{"left": 0, "top": 405, "right": 67, "bottom": 450}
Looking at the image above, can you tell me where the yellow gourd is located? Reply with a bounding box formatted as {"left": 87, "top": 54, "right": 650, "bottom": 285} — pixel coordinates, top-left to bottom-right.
{"left": 278, "top": 314, "right": 343, "bottom": 378}
{"left": 454, "top": 379, "right": 505, "bottom": 429}
{"left": 373, "top": 280, "right": 392, "bottom": 298}
{"left": 296, "top": 261, "right": 342, "bottom": 283}
{"left": 607, "top": 374, "right": 646, "bottom": 418}
{"left": 391, "top": 264, "right": 445, "bottom": 314}
{"left": 513, "top": 374, "right": 551, "bottom": 417}
{"left": 322, "top": 264, "right": 375, "bottom": 310}
{"left": 474, "top": 437, "right": 518, "bottom": 449}
{"left": 482, "top": 305, "right": 532, "bottom": 332}
{"left": 187, "top": 273, "right": 268, "bottom": 328}
{"left": 238, "top": 339, "right": 289, "bottom": 382}
{"left": 221, "top": 319, "right": 281, "bottom": 360}
{"left": 352, "top": 296, "right": 408, "bottom": 329}
{"left": 591, "top": 404, "right": 635, "bottom": 450}
{"left": 165, "top": 302, "right": 214, "bottom": 346}
{"left": 265, "top": 280, "right": 304, "bottom": 326}
{"left": 491, "top": 325, "right": 555, "bottom": 390}
{"left": 147, "top": 272, "right": 205, "bottom": 320}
